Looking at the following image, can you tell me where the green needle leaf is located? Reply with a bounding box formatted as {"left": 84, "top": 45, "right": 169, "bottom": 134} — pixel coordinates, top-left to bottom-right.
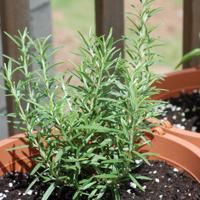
{"left": 41, "top": 183, "right": 56, "bottom": 200}
{"left": 176, "top": 48, "right": 200, "bottom": 69}
{"left": 6, "top": 145, "right": 29, "bottom": 151}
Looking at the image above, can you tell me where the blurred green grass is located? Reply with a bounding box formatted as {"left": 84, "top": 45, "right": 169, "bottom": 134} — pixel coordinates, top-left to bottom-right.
{"left": 174, "top": 0, "right": 183, "bottom": 6}
{"left": 52, "top": 0, "right": 95, "bottom": 33}
{"left": 159, "top": 36, "right": 182, "bottom": 68}
{"left": 51, "top": 0, "right": 182, "bottom": 69}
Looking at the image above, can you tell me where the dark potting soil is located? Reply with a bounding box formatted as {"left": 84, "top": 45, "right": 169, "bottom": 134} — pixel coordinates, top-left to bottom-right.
{"left": 158, "top": 89, "right": 200, "bottom": 132}
{"left": 0, "top": 161, "right": 200, "bottom": 200}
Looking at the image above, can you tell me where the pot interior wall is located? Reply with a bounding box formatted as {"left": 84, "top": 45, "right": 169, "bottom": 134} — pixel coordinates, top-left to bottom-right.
{"left": 154, "top": 68, "right": 200, "bottom": 100}
{"left": 1, "top": 133, "right": 200, "bottom": 184}
{"left": 0, "top": 134, "right": 36, "bottom": 176}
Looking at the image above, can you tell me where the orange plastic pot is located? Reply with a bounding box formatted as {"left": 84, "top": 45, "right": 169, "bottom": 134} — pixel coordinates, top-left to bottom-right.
{"left": 141, "top": 130, "right": 200, "bottom": 184}
{"left": 0, "top": 134, "right": 36, "bottom": 176}
{"left": 153, "top": 67, "right": 200, "bottom": 149}
{"left": 154, "top": 67, "right": 200, "bottom": 100}
{"left": 0, "top": 131, "right": 200, "bottom": 184}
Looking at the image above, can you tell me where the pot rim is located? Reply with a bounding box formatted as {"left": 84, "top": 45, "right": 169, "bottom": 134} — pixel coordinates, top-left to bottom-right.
{"left": 153, "top": 66, "right": 200, "bottom": 142}
{"left": 0, "top": 132, "right": 200, "bottom": 184}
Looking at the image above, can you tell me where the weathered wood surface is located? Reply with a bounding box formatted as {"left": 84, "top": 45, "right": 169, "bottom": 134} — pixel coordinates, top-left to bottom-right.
{"left": 0, "top": 0, "right": 29, "bottom": 135}
{"left": 183, "top": 0, "right": 200, "bottom": 68}
{"left": 95, "top": 0, "right": 124, "bottom": 53}
{"left": 0, "top": 0, "right": 52, "bottom": 137}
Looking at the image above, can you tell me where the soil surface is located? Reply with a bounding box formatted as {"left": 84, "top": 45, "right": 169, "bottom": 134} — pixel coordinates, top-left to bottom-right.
{"left": 158, "top": 89, "right": 200, "bottom": 132}
{"left": 0, "top": 161, "right": 200, "bottom": 200}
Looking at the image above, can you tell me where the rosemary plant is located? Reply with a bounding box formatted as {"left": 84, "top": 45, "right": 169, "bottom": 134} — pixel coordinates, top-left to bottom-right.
{"left": 1, "top": 0, "right": 162, "bottom": 199}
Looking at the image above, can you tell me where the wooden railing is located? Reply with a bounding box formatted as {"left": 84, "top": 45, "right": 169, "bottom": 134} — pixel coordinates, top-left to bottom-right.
{"left": 0, "top": 0, "right": 30, "bottom": 135}
{"left": 0, "top": 0, "right": 200, "bottom": 136}
{"left": 95, "top": 0, "right": 124, "bottom": 52}
{"left": 183, "top": 0, "right": 200, "bottom": 68}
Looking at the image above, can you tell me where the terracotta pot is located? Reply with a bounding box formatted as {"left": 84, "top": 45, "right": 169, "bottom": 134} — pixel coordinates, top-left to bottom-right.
{"left": 154, "top": 67, "right": 200, "bottom": 100}
{"left": 153, "top": 67, "right": 200, "bottom": 148}
{"left": 0, "top": 134, "right": 36, "bottom": 176}
{"left": 0, "top": 131, "right": 200, "bottom": 185}
{"left": 141, "top": 131, "right": 200, "bottom": 184}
